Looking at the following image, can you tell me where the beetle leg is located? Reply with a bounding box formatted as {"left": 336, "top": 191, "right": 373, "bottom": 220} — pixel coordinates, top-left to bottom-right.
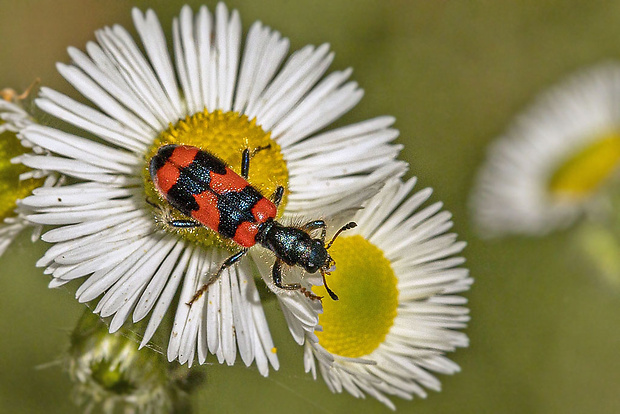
{"left": 251, "top": 144, "right": 271, "bottom": 156}
{"left": 272, "top": 259, "right": 323, "bottom": 300}
{"left": 271, "top": 186, "right": 284, "bottom": 207}
{"left": 241, "top": 149, "right": 251, "bottom": 179}
{"left": 147, "top": 197, "right": 203, "bottom": 229}
{"left": 169, "top": 219, "right": 202, "bottom": 228}
{"left": 241, "top": 144, "right": 272, "bottom": 179}
{"left": 187, "top": 249, "right": 248, "bottom": 306}
{"left": 301, "top": 220, "right": 326, "bottom": 241}
{"left": 272, "top": 259, "right": 299, "bottom": 290}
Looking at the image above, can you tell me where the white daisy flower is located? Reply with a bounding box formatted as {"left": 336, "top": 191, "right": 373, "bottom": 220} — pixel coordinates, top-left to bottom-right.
{"left": 471, "top": 63, "right": 620, "bottom": 236}
{"left": 302, "top": 178, "right": 471, "bottom": 409}
{"left": 19, "top": 3, "right": 406, "bottom": 374}
{"left": 0, "top": 93, "right": 48, "bottom": 257}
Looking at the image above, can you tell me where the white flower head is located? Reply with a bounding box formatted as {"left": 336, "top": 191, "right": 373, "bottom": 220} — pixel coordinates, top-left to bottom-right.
{"left": 67, "top": 311, "right": 197, "bottom": 414}
{"left": 19, "top": 3, "right": 406, "bottom": 374}
{"left": 303, "top": 178, "right": 472, "bottom": 409}
{"left": 0, "top": 89, "right": 50, "bottom": 257}
{"left": 471, "top": 63, "right": 620, "bottom": 236}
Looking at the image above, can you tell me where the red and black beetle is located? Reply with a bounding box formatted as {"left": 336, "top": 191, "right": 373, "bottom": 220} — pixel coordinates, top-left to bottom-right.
{"left": 149, "top": 144, "right": 355, "bottom": 304}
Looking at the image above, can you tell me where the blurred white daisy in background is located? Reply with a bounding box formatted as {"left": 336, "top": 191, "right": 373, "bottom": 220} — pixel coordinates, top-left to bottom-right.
{"left": 302, "top": 178, "right": 472, "bottom": 409}
{"left": 66, "top": 310, "right": 202, "bottom": 414}
{"left": 17, "top": 3, "right": 406, "bottom": 374}
{"left": 0, "top": 90, "right": 50, "bottom": 257}
{"left": 471, "top": 63, "right": 620, "bottom": 237}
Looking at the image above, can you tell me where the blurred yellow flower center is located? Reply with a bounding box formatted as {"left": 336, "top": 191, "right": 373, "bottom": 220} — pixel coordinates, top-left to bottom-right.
{"left": 0, "top": 129, "right": 44, "bottom": 222}
{"left": 548, "top": 133, "right": 620, "bottom": 200}
{"left": 314, "top": 235, "right": 399, "bottom": 358}
{"left": 143, "top": 110, "right": 288, "bottom": 250}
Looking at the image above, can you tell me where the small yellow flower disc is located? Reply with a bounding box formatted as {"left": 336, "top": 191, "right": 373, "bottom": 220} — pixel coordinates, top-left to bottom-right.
{"left": 143, "top": 110, "right": 288, "bottom": 250}
{"left": 0, "top": 129, "right": 44, "bottom": 222}
{"left": 548, "top": 133, "right": 620, "bottom": 200}
{"left": 314, "top": 235, "right": 399, "bottom": 358}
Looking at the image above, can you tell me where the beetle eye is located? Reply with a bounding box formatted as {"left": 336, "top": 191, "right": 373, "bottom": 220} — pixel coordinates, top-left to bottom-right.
{"left": 306, "top": 263, "right": 319, "bottom": 273}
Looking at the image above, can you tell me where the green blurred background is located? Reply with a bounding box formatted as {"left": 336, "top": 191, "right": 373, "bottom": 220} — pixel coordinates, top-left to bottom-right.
{"left": 2, "top": 1, "right": 620, "bottom": 413}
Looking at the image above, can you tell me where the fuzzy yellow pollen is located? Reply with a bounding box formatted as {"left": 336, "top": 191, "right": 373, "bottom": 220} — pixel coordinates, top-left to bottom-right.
{"left": 0, "top": 129, "right": 44, "bottom": 222}
{"left": 143, "top": 110, "right": 288, "bottom": 250}
{"left": 549, "top": 133, "right": 620, "bottom": 200}
{"left": 314, "top": 235, "right": 399, "bottom": 358}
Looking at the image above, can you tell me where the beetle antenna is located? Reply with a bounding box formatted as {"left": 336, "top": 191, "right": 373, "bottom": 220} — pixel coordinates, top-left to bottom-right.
{"left": 326, "top": 222, "right": 357, "bottom": 250}
{"left": 321, "top": 269, "right": 339, "bottom": 301}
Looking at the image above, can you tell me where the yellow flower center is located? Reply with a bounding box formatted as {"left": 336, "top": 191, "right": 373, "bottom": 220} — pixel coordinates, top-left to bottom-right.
{"left": 313, "top": 235, "right": 399, "bottom": 358}
{"left": 548, "top": 133, "right": 620, "bottom": 201}
{"left": 143, "top": 110, "right": 288, "bottom": 250}
{"left": 0, "top": 129, "right": 44, "bottom": 221}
